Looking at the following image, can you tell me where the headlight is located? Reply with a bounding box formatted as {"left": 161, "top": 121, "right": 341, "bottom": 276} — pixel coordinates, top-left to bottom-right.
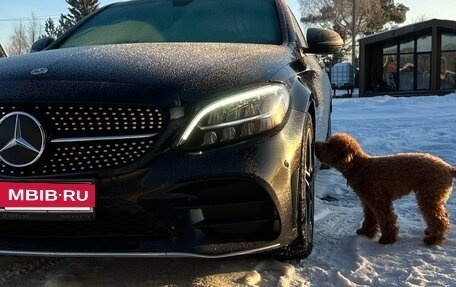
{"left": 177, "top": 83, "right": 290, "bottom": 148}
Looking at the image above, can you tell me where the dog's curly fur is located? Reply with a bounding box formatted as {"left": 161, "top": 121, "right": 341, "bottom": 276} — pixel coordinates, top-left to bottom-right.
{"left": 315, "top": 133, "right": 456, "bottom": 245}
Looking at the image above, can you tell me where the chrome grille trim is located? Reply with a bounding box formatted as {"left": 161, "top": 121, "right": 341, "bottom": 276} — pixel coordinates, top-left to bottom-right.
{"left": 51, "top": 133, "right": 159, "bottom": 143}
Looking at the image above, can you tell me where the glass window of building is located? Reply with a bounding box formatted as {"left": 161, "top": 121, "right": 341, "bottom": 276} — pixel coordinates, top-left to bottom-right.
{"left": 417, "top": 35, "right": 432, "bottom": 90}
{"left": 417, "top": 35, "right": 432, "bottom": 52}
{"left": 383, "top": 44, "right": 397, "bottom": 55}
{"left": 399, "top": 39, "right": 414, "bottom": 91}
{"left": 400, "top": 39, "right": 414, "bottom": 53}
{"left": 383, "top": 44, "right": 398, "bottom": 91}
{"left": 440, "top": 33, "right": 456, "bottom": 90}
{"left": 417, "top": 54, "right": 431, "bottom": 89}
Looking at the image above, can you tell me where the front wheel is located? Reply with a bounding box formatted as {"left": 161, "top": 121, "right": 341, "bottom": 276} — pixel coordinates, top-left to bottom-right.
{"left": 272, "top": 113, "right": 315, "bottom": 261}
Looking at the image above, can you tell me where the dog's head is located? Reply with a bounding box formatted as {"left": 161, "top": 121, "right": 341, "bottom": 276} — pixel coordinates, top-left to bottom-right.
{"left": 315, "top": 133, "right": 365, "bottom": 171}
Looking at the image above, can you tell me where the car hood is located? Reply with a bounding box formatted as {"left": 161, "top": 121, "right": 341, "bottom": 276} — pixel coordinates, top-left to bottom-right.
{"left": 0, "top": 43, "right": 293, "bottom": 104}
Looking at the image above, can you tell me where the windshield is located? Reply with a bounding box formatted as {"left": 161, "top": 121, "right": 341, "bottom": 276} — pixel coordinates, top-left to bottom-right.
{"left": 58, "top": 0, "right": 282, "bottom": 48}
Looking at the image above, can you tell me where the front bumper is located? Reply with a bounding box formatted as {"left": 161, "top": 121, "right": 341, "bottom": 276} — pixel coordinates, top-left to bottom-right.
{"left": 0, "top": 109, "right": 307, "bottom": 257}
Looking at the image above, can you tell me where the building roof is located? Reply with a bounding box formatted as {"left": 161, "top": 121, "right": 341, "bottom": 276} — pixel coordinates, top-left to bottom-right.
{"left": 359, "top": 19, "right": 456, "bottom": 46}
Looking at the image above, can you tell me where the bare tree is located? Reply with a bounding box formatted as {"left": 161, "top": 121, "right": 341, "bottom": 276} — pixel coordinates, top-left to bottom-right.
{"left": 6, "top": 13, "right": 44, "bottom": 55}
{"left": 27, "top": 13, "right": 43, "bottom": 46}
{"left": 299, "top": 0, "right": 409, "bottom": 64}
{"left": 410, "top": 14, "right": 431, "bottom": 24}
{"left": 6, "top": 22, "right": 29, "bottom": 55}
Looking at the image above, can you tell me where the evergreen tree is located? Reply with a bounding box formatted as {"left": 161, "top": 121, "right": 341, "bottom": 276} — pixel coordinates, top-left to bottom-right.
{"left": 60, "top": 0, "right": 100, "bottom": 31}
{"left": 44, "top": 0, "right": 100, "bottom": 39}
{"left": 44, "top": 18, "right": 63, "bottom": 39}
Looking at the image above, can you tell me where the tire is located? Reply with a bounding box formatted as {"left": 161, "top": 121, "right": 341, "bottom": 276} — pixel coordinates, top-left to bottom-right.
{"left": 320, "top": 110, "right": 332, "bottom": 169}
{"left": 272, "top": 113, "right": 315, "bottom": 261}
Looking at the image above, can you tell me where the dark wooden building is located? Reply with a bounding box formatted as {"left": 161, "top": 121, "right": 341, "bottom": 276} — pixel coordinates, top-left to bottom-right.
{"left": 359, "top": 19, "right": 456, "bottom": 96}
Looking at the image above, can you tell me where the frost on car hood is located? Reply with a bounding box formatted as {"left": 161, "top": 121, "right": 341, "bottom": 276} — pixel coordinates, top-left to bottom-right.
{"left": 0, "top": 43, "right": 292, "bottom": 103}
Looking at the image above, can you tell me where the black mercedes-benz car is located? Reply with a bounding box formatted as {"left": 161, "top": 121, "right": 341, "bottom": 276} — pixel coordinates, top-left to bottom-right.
{"left": 0, "top": 0, "right": 342, "bottom": 260}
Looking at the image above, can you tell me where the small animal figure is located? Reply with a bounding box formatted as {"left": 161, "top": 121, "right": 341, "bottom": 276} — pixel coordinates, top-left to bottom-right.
{"left": 315, "top": 133, "right": 456, "bottom": 245}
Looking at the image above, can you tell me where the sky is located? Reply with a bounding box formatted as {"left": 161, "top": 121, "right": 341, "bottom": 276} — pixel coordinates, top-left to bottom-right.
{"left": 0, "top": 0, "right": 119, "bottom": 46}
{"left": 0, "top": 0, "right": 455, "bottom": 49}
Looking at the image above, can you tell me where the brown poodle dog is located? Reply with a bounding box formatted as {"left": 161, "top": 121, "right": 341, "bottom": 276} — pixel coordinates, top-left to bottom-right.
{"left": 315, "top": 133, "right": 456, "bottom": 245}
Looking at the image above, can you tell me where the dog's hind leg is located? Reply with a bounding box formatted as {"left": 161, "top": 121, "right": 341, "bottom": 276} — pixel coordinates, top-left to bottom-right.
{"left": 416, "top": 188, "right": 452, "bottom": 245}
{"left": 372, "top": 201, "right": 399, "bottom": 244}
{"left": 356, "top": 203, "right": 379, "bottom": 238}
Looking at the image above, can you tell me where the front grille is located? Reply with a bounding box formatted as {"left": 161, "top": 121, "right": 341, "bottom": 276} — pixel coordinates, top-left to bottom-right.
{"left": 0, "top": 103, "right": 165, "bottom": 176}
{"left": 43, "top": 104, "right": 163, "bottom": 137}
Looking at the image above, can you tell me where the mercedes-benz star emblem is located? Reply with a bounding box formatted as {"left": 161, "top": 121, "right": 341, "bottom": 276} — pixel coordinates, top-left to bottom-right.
{"left": 30, "top": 67, "right": 48, "bottom": 76}
{"left": 0, "top": 112, "right": 45, "bottom": 167}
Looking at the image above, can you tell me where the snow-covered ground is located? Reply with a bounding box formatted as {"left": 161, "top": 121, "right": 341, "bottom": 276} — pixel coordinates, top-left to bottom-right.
{"left": 302, "top": 93, "right": 456, "bottom": 287}
{"left": 1, "top": 93, "right": 456, "bottom": 286}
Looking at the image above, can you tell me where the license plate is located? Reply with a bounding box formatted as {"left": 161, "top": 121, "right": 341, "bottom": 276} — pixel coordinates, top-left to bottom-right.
{"left": 0, "top": 181, "right": 95, "bottom": 213}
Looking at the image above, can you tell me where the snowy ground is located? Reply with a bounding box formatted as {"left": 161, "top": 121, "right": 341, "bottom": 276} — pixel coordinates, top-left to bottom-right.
{"left": 302, "top": 93, "right": 456, "bottom": 287}
{"left": 1, "top": 93, "right": 456, "bottom": 286}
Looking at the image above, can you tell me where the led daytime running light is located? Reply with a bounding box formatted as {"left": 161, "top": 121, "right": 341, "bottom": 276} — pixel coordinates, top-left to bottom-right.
{"left": 177, "top": 84, "right": 289, "bottom": 147}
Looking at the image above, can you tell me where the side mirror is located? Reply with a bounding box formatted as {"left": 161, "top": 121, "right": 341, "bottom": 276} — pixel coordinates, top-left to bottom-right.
{"left": 306, "top": 28, "right": 343, "bottom": 54}
{"left": 30, "top": 37, "right": 55, "bottom": 53}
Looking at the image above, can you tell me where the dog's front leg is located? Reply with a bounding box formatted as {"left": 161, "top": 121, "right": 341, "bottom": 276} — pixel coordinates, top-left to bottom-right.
{"left": 373, "top": 201, "right": 398, "bottom": 244}
{"left": 356, "top": 203, "right": 378, "bottom": 238}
